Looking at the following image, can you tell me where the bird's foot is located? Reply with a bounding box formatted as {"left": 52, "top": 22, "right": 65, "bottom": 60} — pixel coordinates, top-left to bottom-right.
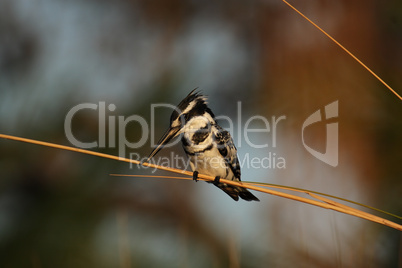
{"left": 192, "top": 171, "right": 199, "bottom": 182}
{"left": 213, "top": 176, "right": 221, "bottom": 185}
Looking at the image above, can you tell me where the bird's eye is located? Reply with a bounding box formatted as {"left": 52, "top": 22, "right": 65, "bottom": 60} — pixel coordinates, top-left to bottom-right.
{"left": 179, "top": 114, "right": 188, "bottom": 124}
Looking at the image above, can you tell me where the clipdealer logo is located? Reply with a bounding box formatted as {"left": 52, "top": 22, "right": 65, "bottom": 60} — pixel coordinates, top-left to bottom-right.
{"left": 301, "top": 101, "right": 339, "bottom": 167}
{"left": 63, "top": 100, "right": 338, "bottom": 168}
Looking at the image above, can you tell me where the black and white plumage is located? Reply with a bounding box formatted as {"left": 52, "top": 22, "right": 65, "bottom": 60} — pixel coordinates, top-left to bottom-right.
{"left": 147, "top": 89, "right": 259, "bottom": 202}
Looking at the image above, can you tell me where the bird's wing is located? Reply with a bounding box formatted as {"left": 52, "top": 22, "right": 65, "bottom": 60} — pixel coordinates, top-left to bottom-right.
{"left": 213, "top": 125, "right": 241, "bottom": 180}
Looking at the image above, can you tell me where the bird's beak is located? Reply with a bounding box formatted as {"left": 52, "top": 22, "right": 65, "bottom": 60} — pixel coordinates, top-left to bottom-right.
{"left": 146, "top": 126, "right": 180, "bottom": 162}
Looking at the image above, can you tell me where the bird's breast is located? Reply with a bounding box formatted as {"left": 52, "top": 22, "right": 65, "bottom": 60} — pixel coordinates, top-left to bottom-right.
{"left": 187, "top": 147, "right": 230, "bottom": 179}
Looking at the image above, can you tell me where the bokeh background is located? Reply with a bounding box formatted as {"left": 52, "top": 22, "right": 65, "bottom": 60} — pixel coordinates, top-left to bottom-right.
{"left": 1, "top": 0, "right": 401, "bottom": 267}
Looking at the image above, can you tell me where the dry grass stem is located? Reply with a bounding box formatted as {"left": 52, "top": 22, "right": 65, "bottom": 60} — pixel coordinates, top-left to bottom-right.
{"left": 2, "top": 134, "right": 400, "bottom": 231}
{"left": 111, "top": 174, "right": 402, "bottom": 231}
{"left": 282, "top": 0, "right": 402, "bottom": 101}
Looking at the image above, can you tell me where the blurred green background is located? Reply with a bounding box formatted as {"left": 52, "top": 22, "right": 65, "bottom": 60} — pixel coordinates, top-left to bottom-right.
{"left": 0, "top": 0, "right": 401, "bottom": 267}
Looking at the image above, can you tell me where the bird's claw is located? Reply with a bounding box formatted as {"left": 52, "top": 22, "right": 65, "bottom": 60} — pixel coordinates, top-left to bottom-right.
{"left": 193, "top": 171, "right": 199, "bottom": 182}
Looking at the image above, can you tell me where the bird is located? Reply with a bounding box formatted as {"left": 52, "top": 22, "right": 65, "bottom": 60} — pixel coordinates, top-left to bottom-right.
{"left": 146, "top": 89, "right": 259, "bottom": 202}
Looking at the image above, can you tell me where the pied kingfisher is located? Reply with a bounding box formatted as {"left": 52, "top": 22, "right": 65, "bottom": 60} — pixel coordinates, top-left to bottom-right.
{"left": 147, "top": 89, "right": 259, "bottom": 201}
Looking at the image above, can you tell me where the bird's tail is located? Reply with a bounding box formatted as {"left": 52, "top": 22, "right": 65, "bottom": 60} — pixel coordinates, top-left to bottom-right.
{"left": 214, "top": 183, "right": 259, "bottom": 202}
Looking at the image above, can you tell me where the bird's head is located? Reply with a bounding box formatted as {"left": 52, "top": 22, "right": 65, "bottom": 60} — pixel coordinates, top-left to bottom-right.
{"left": 146, "top": 89, "right": 215, "bottom": 161}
